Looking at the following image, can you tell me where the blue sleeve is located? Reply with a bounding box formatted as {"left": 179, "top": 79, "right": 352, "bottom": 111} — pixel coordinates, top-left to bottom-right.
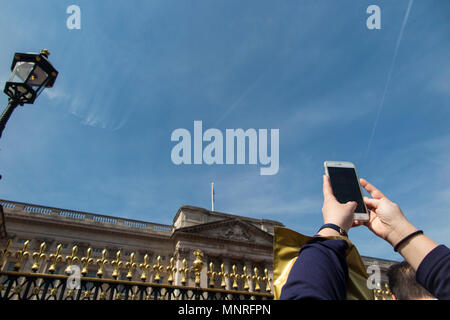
{"left": 415, "top": 245, "right": 450, "bottom": 300}
{"left": 280, "top": 239, "right": 349, "bottom": 300}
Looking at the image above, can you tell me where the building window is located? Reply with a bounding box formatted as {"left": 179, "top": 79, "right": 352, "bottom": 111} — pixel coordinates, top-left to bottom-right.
{"left": 86, "top": 270, "right": 96, "bottom": 278}
{"left": 16, "top": 239, "right": 28, "bottom": 245}
{"left": 92, "top": 248, "right": 103, "bottom": 255}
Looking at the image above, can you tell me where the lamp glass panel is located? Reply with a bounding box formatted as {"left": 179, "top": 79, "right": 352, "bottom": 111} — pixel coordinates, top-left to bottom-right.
{"left": 17, "top": 85, "right": 29, "bottom": 94}
{"left": 9, "top": 61, "right": 35, "bottom": 83}
{"left": 35, "top": 83, "right": 47, "bottom": 97}
{"left": 26, "top": 64, "right": 49, "bottom": 88}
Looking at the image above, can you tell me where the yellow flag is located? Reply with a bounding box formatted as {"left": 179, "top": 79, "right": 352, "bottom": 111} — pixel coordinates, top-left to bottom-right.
{"left": 273, "top": 226, "right": 374, "bottom": 300}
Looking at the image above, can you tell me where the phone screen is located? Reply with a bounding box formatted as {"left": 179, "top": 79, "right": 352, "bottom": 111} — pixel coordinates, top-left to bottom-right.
{"left": 327, "top": 167, "right": 367, "bottom": 213}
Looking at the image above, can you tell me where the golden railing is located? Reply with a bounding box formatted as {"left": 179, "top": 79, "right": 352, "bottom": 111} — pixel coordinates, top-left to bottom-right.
{"left": 373, "top": 283, "right": 394, "bottom": 300}
{"left": 0, "top": 239, "right": 273, "bottom": 300}
{"left": 0, "top": 239, "right": 394, "bottom": 300}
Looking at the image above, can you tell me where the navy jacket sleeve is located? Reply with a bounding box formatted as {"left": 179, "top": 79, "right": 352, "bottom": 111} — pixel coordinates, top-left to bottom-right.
{"left": 416, "top": 245, "right": 450, "bottom": 300}
{"left": 280, "top": 239, "right": 349, "bottom": 300}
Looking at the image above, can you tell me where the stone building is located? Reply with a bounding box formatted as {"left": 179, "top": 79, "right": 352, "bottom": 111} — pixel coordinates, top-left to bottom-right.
{"left": 0, "top": 199, "right": 396, "bottom": 294}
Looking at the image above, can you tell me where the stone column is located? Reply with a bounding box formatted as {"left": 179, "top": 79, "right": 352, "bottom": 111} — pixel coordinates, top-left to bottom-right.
{"left": 199, "top": 252, "right": 208, "bottom": 288}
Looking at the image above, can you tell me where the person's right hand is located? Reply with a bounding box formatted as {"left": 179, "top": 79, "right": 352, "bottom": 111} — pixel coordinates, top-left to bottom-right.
{"left": 358, "top": 178, "right": 418, "bottom": 247}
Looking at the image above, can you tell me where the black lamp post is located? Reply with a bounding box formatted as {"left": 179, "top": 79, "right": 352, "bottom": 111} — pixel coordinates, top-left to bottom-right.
{"left": 0, "top": 49, "right": 58, "bottom": 139}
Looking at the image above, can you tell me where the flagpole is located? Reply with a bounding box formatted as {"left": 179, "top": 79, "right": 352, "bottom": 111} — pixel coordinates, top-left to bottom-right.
{"left": 211, "top": 182, "right": 215, "bottom": 212}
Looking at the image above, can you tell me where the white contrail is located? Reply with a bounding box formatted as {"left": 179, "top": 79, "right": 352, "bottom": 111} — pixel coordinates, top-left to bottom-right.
{"left": 364, "top": 0, "right": 414, "bottom": 159}
{"left": 214, "top": 72, "right": 265, "bottom": 127}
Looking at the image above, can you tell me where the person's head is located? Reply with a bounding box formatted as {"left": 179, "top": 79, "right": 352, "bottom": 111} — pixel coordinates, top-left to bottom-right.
{"left": 387, "top": 261, "right": 435, "bottom": 300}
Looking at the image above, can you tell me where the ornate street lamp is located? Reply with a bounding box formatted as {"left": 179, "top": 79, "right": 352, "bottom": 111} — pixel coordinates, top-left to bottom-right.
{"left": 0, "top": 49, "right": 58, "bottom": 139}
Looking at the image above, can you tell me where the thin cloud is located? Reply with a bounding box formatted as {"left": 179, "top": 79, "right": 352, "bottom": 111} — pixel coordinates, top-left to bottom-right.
{"left": 43, "top": 87, "right": 67, "bottom": 100}
{"left": 214, "top": 71, "right": 266, "bottom": 127}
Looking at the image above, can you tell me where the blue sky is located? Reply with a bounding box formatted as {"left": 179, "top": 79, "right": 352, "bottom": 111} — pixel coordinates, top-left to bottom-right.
{"left": 0, "top": 0, "right": 449, "bottom": 260}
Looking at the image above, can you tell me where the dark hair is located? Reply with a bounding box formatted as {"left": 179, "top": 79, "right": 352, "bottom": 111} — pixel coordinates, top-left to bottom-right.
{"left": 387, "top": 261, "right": 433, "bottom": 300}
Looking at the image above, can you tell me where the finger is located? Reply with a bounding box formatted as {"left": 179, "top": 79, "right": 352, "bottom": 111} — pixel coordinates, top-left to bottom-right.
{"left": 364, "top": 196, "right": 380, "bottom": 209}
{"left": 352, "top": 220, "right": 364, "bottom": 228}
{"left": 363, "top": 210, "right": 376, "bottom": 231}
{"left": 360, "top": 178, "right": 385, "bottom": 200}
{"left": 346, "top": 201, "right": 358, "bottom": 211}
{"left": 323, "top": 175, "right": 336, "bottom": 201}
{"left": 365, "top": 210, "right": 378, "bottom": 226}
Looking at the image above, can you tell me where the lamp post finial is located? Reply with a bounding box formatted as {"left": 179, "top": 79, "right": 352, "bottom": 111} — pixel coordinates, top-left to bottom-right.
{"left": 40, "top": 49, "right": 50, "bottom": 58}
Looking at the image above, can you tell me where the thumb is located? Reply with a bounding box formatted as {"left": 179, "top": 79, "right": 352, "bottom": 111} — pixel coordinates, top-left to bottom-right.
{"left": 346, "top": 201, "right": 357, "bottom": 211}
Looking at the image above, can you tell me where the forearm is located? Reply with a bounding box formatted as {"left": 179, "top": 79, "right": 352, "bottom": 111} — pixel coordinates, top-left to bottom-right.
{"left": 398, "top": 234, "right": 439, "bottom": 271}
{"left": 388, "top": 221, "right": 438, "bottom": 271}
{"left": 415, "top": 245, "right": 450, "bottom": 300}
{"left": 280, "top": 239, "right": 349, "bottom": 300}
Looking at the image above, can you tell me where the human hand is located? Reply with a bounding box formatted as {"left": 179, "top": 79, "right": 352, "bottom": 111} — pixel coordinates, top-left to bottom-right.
{"left": 358, "top": 178, "right": 418, "bottom": 246}
{"left": 321, "top": 175, "right": 357, "bottom": 234}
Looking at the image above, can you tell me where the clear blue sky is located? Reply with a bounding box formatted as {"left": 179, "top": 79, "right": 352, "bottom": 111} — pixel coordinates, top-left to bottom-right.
{"left": 0, "top": 0, "right": 448, "bottom": 260}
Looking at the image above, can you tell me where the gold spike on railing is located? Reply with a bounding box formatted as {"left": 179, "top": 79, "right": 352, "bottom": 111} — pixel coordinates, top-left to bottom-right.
{"left": 218, "top": 263, "right": 227, "bottom": 289}
{"left": 229, "top": 264, "right": 239, "bottom": 289}
{"left": 242, "top": 266, "right": 250, "bottom": 291}
{"left": 0, "top": 239, "right": 12, "bottom": 270}
{"left": 153, "top": 256, "right": 164, "bottom": 283}
{"left": 207, "top": 262, "right": 216, "bottom": 288}
{"left": 31, "top": 242, "right": 47, "bottom": 272}
{"left": 179, "top": 258, "right": 188, "bottom": 285}
{"left": 263, "top": 268, "right": 271, "bottom": 292}
{"left": 15, "top": 240, "right": 31, "bottom": 271}
{"left": 167, "top": 257, "right": 177, "bottom": 284}
{"left": 81, "top": 248, "right": 94, "bottom": 276}
{"left": 111, "top": 250, "right": 124, "bottom": 279}
{"left": 65, "top": 245, "right": 79, "bottom": 275}
{"left": 382, "top": 283, "right": 393, "bottom": 300}
{"left": 192, "top": 250, "right": 204, "bottom": 287}
{"left": 373, "top": 290, "right": 379, "bottom": 300}
{"left": 48, "top": 244, "right": 63, "bottom": 274}
{"left": 126, "top": 252, "right": 137, "bottom": 280}
{"left": 253, "top": 267, "right": 261, "bottom": 292}
{"left": 96, "top": 249, "right": 109, "bottom": 278}
{"left": 139, "top": 254, "right": 150, "bottom": 282}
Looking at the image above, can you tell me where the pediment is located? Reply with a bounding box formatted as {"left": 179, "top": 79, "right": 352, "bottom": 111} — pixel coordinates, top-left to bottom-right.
{"left": 173, "top": 218, "right": 273, "bottom": 245}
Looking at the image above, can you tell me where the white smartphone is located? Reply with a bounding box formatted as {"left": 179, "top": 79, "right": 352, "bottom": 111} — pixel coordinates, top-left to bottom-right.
{"left": 324, "top": 161, "right": 369, "bottom": 221}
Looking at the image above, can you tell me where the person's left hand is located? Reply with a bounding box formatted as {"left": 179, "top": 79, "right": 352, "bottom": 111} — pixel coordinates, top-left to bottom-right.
{"left": 322, "top": 175, "right": 357, "bottom": 234}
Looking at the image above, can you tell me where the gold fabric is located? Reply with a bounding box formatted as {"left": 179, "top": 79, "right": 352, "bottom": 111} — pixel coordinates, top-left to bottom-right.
{"left": 273, "top": 226, "right": 374, "bottom": 300}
